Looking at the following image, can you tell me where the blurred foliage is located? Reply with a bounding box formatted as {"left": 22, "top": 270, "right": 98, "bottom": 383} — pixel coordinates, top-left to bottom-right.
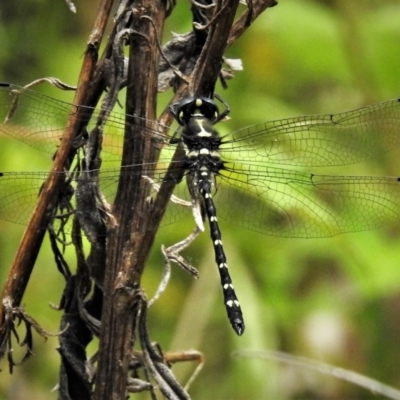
{"left": 1, "top": 0, "right": 400, "bottom": 399}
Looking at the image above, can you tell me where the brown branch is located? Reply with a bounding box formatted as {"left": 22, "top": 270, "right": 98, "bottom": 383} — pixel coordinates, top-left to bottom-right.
{"left": 93, "top": 0, "right": 167, "bottom": 398}
{"left": 189, "top": 0, "right": 241, "bottom": 96}
{"left": 228, "top": 0, "right": 278, "bottom": 47}
{"left": 0, "top": 0, "right": 114, "bottom": 357}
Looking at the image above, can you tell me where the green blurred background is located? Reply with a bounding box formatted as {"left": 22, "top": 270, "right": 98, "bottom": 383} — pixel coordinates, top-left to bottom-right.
{"left": 1, "top": 0, "right": 400, "bottom": 399}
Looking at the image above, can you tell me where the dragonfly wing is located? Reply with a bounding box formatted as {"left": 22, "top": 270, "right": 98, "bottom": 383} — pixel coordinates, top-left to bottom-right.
{"left": 214, "top": 163, "right": 400, "bottom": 238}
{"left": 225, "top": 98, "right": 400, "bottom": 167}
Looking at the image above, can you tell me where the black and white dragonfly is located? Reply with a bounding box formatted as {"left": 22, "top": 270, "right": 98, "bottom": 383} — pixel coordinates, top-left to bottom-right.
{"left": 1, "top": 83, "right": 400, "bottom": 335}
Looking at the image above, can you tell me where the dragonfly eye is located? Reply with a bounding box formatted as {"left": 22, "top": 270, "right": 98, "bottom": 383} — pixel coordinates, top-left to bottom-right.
{"left": 171, "top": 97, "right": 220, "bottom": 125}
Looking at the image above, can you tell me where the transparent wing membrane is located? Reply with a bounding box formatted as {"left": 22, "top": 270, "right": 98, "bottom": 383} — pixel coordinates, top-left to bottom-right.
{"left": 226, "top": 98, "right": 400, "bottom": 167}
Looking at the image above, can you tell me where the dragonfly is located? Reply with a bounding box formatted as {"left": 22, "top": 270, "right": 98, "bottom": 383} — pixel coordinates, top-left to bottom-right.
{"left": 1, "top": 83, "right": 400, "bottom": 334}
